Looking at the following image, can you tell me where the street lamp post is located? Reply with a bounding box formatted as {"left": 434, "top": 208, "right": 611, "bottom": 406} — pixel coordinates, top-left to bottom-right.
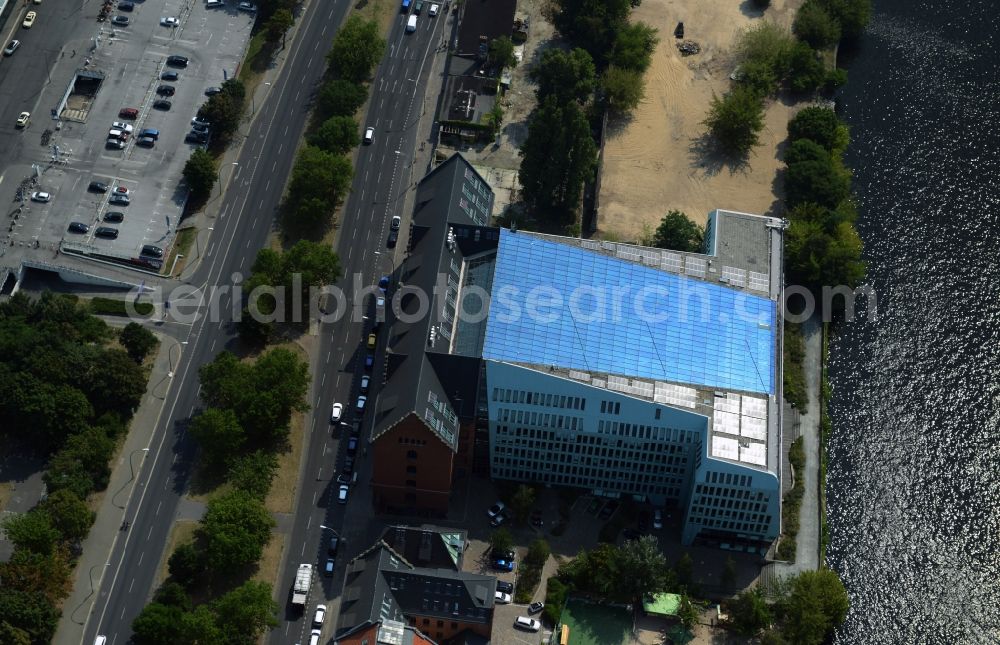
{"left": 128, "top": 448, "right": 150, "bottom": 482}
{"left": 89, "top": 563, "right": 110, "bottom": 595}
{"left": 252, "top": 82, "right": 271, "bottom": 115}
{"left": 168, "top": 340, "right": 188, "bottom": 378}
{"left": 217, "top": 161, "right": 239, "bottom": 196}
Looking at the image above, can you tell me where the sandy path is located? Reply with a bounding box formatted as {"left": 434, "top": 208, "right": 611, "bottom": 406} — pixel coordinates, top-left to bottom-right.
{"left": 598, "top": 0, "right": 803, "bottom": 239}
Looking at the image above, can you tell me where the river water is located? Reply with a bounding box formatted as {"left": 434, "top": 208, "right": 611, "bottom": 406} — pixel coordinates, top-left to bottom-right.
{"left": 826, "top": 1, "right": 1000, "bottom": 643}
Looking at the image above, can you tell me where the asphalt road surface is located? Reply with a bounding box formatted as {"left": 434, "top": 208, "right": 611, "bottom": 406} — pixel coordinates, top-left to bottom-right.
{"left": 78, "top": 0, "right": 378, "bottom": 639}
{"left": 269, "top": 6, "right": 450, "bottom": 644}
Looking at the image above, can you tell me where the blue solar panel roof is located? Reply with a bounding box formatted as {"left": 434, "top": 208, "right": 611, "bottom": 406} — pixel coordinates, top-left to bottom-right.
{"left": 482, "top": 230, "right": 775, "bottom": 394}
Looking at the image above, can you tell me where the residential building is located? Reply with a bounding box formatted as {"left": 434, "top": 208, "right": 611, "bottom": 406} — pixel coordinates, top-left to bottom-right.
{"left": 453, "top": 0, "right": 517, "bottom": 59}
{"left": 371, "top": 152, "right": 785, "bottom": 553}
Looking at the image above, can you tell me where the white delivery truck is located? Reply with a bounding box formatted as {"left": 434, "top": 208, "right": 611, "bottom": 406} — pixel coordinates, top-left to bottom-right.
{"left": 292, "top": 563, "right": 313, "bottom": 607}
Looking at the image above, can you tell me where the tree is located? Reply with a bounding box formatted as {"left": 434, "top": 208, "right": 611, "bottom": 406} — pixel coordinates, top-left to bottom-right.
{"left": 237, "top": 306, "right": 273, "bottom": 346}
{"left": 132, "top": 602, "right": 185, "bottom": 645}
{"left": 154, "top": 582, "right": 192, "bottom": 610}
{"left": 180, "top": 605, "right": 223, "bottom": 643}
{"left": 317, "top": 80, "right": 368, "bottom": 118}
{"left": 328, "top": 15, "right": 386, "bottom": 82}
{"left": 674, "top": 552, "right": 694, "bottom": 591}
{"left": 189, "top": 408, "right": 245, "bottom": 467}
{"left": 488, "top": 527, "right": 514, "bottom": 556}
{"left": 4, "top": 509, "right": 61, "bottom": 555}
{"left": 784, "top": 157, "right": 850, "bottom": 209}
{"left": 611, "top": 21, "right": 659, "bottom": 72}
{"left": 651, "top": 210, "right": 704, "bottom": 252}
{"left": 120, "top": 322, "right": 158, "bottom": 363}
{"left": 793, "top": 0, "right": 841, "bottom": 48}
{"left": 168, "top": 542, "right": 205, "bottom": 588}
{"left": 677, "top": 593, "right": 699, "bottom": 630}
{"left": 39, "top": 489, "right": 94, "bottom": 543}
{"left": 198, "top": 92, "right": 241, "bottom": 137}
{"left": 309, "top": 115, "right": 361, "bottom": 154}
{"left": 264, "top": 8, "right": 293, "bottom": 43}
{"left": 228, "top": 450, "right": 279, "bottom": 499}
{"left": 487, "top": 36, "right": 517, "bottom": 69}
{"left": 734, "top": 21, "right": 794, "bottom": 78}
{"left": 183, "top": 148, "right": 217, "bottom": 198}
{"left": 510, "top": 485, "right": 536, "bottom": 524}
{"left": 287, "top": 196, "right": 335, "bottom": 234}
{"left": 212, "top": 581, "right": 278, "bottom": 644}
{"left": 519, "top": 96, "right": 597, "bottom": 222}
{"left": 286, "top": 146, "right": 354, "bottom": 228}
{"left": 614, "top": 535, "right": 671, "bottom": 603}
{"left": 703, "top": 86, "right": 765, "bottom": 156}
{"left": 787, "top": 42, "right": 826, "bottom": 94}
{"left": 738, "top": 59, "right": 780, "bottom": 97}
{"left": 84, "top": 348, "right": 146, "bottom": 417}
{"left": 819, "top": 0, "right": 871, "bottom": 39}
{"left": 728, "top": 587, "right": 772, "bottom": 636}
{"left": 722, "top": 555, "right": 737, "bottom": 591}
{"left": 550, "top": 0, "right": 633, "bottom": 64}
{"left": 785, "top": 216, "right": 865, "bottom": 291}
{"left": 0, "top": 589, "right": 59, "bottom": 645}
{"left": 0, "top": 548, "right": 73, "bottom": 603}
{"left": 245, "top": 241, "right": 342, "bottom": 322}
{"left": 779, "top": 569, "right": 850, "bottom": 645}
{"left": 785, "top": 138, "right": 830, "bottom": 166}
{"left": 0, "top": 621, "right": 30, "bottom": 645}
{"left": 601, "top": 66, "right": 645, "bottom": 114}
{"left": 484, "top": 103, "right": 505, "bottom": 136}
{"left": 788, "top": 106, "right": 847, "bottom": 151}
{"left": 199, "top": 490, "right": 275, "bottom": 571}
{"left": 526, "top": 539, "right": 550, "bottom": 567}
{"left": 531, "top": 48, "right": 596, "bottom": 104}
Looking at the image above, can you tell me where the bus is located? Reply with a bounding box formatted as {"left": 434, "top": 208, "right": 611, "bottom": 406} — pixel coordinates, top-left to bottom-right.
{"left": 401, "top": 0, "right": 411, "bottom": 11}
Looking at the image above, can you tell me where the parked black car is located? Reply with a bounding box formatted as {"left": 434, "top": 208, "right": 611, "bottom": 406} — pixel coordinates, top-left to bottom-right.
{"left": 166, "top": 55, "right": 189, "bottom": 67}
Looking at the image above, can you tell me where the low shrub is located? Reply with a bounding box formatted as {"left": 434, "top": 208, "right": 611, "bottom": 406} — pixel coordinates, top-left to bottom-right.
{"left": 90, "top": 297, "right": 153, "bottom": 316}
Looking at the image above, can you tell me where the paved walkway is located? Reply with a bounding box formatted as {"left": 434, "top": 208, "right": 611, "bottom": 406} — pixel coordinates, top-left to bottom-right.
{"left": 54, "top": 333, "right": 182, "bottom": 645}
{"left": 765, "top": 317, "right": 823, "bottom": 586}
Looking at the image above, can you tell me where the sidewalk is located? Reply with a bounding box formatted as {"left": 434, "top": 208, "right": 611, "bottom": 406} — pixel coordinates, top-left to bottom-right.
{"left": 765, "top": 316, "right": 822, "bottom": 584}
{"left": 54, "top": 333, "right": 183, "bottom": 645}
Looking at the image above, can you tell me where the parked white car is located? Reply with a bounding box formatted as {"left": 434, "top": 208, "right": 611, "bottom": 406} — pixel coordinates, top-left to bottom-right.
{"left": 30, "top": 191, "right": 51, "bottom": 202}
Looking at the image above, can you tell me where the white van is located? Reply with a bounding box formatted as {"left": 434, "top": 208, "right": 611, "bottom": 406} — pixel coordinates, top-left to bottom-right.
{"left": 406, "top": 14, "right": 417, "bottom": 32}
{"left": 309, "top": 629, "right": 321, "bottom": 645}
{"left": 94, "top": 637, "right": 107, "bottom": 645}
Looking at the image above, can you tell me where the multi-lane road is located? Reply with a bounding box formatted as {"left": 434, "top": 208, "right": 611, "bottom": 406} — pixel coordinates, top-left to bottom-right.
{"left": 80, "top": 1, "right": 450, "bottom": 644}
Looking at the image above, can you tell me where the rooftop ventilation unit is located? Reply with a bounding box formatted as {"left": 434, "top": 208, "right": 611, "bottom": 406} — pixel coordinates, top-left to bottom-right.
{"left": 428, "top": 326, "right": 437, "bottom": 347}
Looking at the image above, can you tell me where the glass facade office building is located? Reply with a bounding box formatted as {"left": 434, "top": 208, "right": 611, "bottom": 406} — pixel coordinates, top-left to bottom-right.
{"left": 480, "top": 216, "right": 784, "bottom": 552}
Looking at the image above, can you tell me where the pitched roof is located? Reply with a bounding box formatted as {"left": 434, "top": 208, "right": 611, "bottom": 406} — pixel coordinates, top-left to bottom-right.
{"left": 336, "top": 535, "right": 495, "bottom": 637}
{"left": 380, "top": 524, "right": 468, "bottom": 570}
{"left": 455, "top": 0, "right": 517, "bottom": 58}
{"left": 371, "top": 154, "right": 496, "bottom": 451}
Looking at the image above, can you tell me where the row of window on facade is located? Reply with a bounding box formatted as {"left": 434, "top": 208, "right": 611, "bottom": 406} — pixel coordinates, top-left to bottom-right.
{"left": 690, "top": 515, "right": 769, "bottom": 535}
{"left": 493, "top": 468, "right": 681, "bottom": 498}
{"left": 492, "top": 387, "right": 587, "bottom": 411}
{"left": 495, "top": 421, "right": 695, "bottom": 449}
{"left": 704, "top": 470, "right": 753, "bottom": 488}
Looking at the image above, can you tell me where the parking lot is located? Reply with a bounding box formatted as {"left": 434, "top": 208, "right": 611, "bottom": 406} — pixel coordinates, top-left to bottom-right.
{"left": 6, "top": 0, "right": 255, "bottom": 267}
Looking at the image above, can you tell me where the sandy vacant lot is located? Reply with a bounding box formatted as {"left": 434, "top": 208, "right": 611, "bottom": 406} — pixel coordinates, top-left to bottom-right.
{"left": 599, "top": 0, "right": 804, "bottom": 240}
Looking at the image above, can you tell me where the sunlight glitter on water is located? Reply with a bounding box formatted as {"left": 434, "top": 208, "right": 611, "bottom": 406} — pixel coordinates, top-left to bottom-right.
{"left": 826, "top": 1, "right": 1000, "bottom": 643}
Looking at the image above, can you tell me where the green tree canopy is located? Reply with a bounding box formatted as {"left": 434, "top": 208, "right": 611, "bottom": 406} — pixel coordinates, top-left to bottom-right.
{"left": 245, "top": 241, "right": 342, "bottom": 322}
{"left": 211, "top": 581, "right": 278, "bottom": 644}
{"left": 132, "top": 602, "right": 186, "bottom": 645}
{"left": 703, "top": 86, "right": 765, "bottom": 156}
{"left": 784, "top": 156, "right": 850, "bottom": 209}
{"left": 487, "top": 36, "right": 517, "bottom": 69}
{"left": 615, "top": 535, "right": 671, "bottom": 602}
{"left": 735, "top": 21, "right": 795, "bottom": 80}
{"left": 531, "top": 48, "right": 596, "bottom": 105}
{"left": 197, "top": 92, "right": 241, "bottom": 137}
{"left": 784, "top": 138, "right": 831, "bottom": 166}
{"left": 0, "top": 589, "right": 60, "bottom": 645}
{"left": 601, "top": 65, "right": 645, "bottom": 114}
{"left": 509, "top": 485, "right": 536, "bottom": 524}
{"left": 526, "top": 538, "right": 551, "bottom": 567}
{"left": 488, "top": 527, "right": 514, "bottom": 556}
{"left": 787, "top": 42, "right": 826, "bottom": 93}
{"left": 120, "top": 322, "right": 158, "bottom": 363}
{"left": 309, "top": 115, "right": 361, "bottom": 154}
{"left": 317, "top": 80, "right": 368, "bottom": 118}
{"left": 183, "top": 148, "right": 217, "bottom": 199}
{"left": 328, "top": 15, "right": 386, "bottom": 82}
{"left": 677, "top": 593, "right": 699, "bottom": 630}
{"left": 286, "top": 146, "right": 354, "bottom": 232}
{"left": 198, "top": 347, "right": 310, "bottom": 445}
{"left": 793, "top": 0, "right": 842, "bottom": 48}
{"left": 3, "top": 509, "right": 59, "bottom": 556}
{"left": 228, "top": 450, "right": 279, "bottom": 499}
{"left": 788, "top": 106, "right": 847, "bottom": 151}
{"left": 168, "top": 542, "right": 205, "bottom": 589}
{"left": 264, "top": 8, "right": 293, "bottom": 43}
{"left": 550, "top": 0, "right": 634, "bottom": 64}
{"left": 190, "top": 407, "right": 245, "bottom": 468}
{"left": 39, "top": 489, "right": 94, "bottom": 543}
{"left": 154, "top": 582, "right": 192, "bottom": 610}
{"left": 519, "top": 95, "right": 597, "bottom": 222}
{"left": 83, "top": 348, "right": 146, "bottom": 417}
{"left": 779, "top": 569, "right": 850, "bottom": 645}
{"left": 674, "top": 552, "right": 694, "bottom": 591}
{"left": 199, "top": 490, "right": 276, "bottom": 572}
{"left": 818, "top": 0, "right": 871, "bottom": 38}
{"left": 0, "top": 548, "right": 73, "bottom": 604}
{"left": 651, "top": 210, "right": 704, "bottom": 252}
{"left": 729, "top": 587, "right": 772, "bottom": 636}
{"left": 784, "top": 209, "right": 865, "bottom": 291}
{"left": 611, "top": 21, "right": 659, "bottom": 72}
